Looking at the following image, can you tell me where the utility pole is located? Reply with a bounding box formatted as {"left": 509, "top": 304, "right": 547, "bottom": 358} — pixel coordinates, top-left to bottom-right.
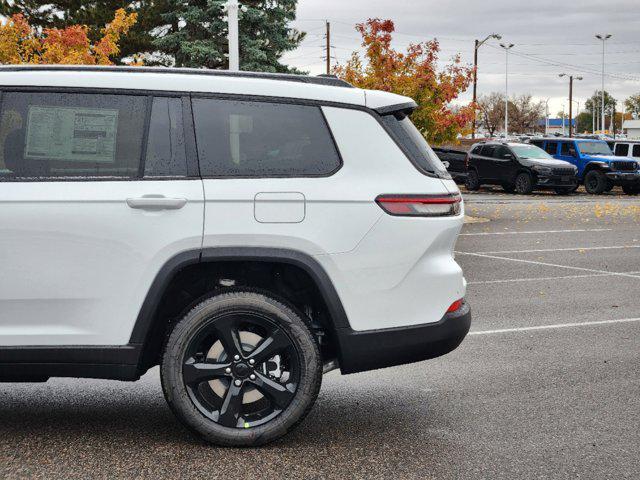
{"left": 596, "top": 34, "right": 612, "bottom": 133}
{"left": 325, "top": 21, "right": 331, "bottom": 75}
{"left": 559, "top": 74, "right": 582, "bottom": 137}
{"left": 500, "top": 43, "right": 515, "bottom": 138}
{"left": 227, "top": 0, "right": 240, "bottom": 71}
{"left": 471, "top": 34, "right": 501, "bottom": 139}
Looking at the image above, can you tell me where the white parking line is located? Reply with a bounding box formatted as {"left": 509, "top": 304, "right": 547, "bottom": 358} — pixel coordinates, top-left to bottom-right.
{"left": 455, "top": 250, "right": 640, "bottom": 279}
{"left": 474, "top": 245, "right": 640, "bottom": 255}
{"left": 468, "top": 273, "right": 613, "bottom": 285}
{"left": 459, "top": 228, "right": 612, "bottom": 236}
{"left": 469, "top": 317, "right": 640, "bottom": 335}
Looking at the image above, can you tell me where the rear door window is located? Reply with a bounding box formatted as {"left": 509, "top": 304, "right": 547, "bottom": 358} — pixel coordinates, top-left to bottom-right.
{"left": 493, "top": 146, "right": 510, "bottom": 159}
{"left": 545, "top": 142, "right": 559, "bottom": 155}
{"left": 192, "top": 98, "right": 341, "bottom": 177}
{"left": 0, "top": 91, "right": 147, "bottom": 179}
{"left": 615, "top": 143, "right": 630, "bottom": 156}
{"left": 481, "top": 145, "right": 496, "bottom": 157}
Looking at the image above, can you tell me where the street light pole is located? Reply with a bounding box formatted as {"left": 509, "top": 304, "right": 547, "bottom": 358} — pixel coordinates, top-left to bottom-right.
{"left": 472, "top": 33, "right": 501, "bottom": 139}
{"left": 559, "top": 74, "right": 582, "bottom": 137}
{"left": 596, "top": 34, "right": 612, "bottom": 133}
{"left": 227, "top": 0, "right": 240, "bottom": 71}
{"left": 500, "top": 43, "right": 514, "bottom": 137}
{"left": 544, "top": 98, "right": 550, "bottom": 136}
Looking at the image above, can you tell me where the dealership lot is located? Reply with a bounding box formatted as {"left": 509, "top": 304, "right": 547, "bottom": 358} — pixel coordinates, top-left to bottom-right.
{"left": 1, "top": 193, "right": 639, "bottom": 479}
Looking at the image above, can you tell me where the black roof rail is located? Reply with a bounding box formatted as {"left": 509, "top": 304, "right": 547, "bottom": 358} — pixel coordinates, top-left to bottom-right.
{"left": 0, "top": 65, "right": 355, "bottom": 89}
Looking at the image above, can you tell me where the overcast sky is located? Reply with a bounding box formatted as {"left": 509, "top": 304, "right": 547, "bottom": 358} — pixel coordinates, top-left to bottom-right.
{"left": 281, "top": 0, "right": 640, "bottom": 117}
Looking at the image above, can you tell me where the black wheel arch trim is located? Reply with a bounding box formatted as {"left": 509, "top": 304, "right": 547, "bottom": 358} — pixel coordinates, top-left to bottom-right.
{"left": 129, "top": 247, "right": 350, "bottom": 346}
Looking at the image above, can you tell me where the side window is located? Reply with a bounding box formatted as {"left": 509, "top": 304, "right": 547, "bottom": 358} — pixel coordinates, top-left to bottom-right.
{"left": 493, "top": 146, "right": 510, "bottom": 159}
{"left": 144, "top": 97, "right": 187, "bottom": 177}
{"left": 560, "top": 142, "right": 576, "bottom": 156}
{"left": 545, "top": 142, "right": 558, "bottom": 155}
{"left": 192, "top": 98, "right": 341, "bottom": 177}
{"left": 480, "top": 145, "right": 496, "bottom": 157}
{"left": 633, "top": 145, "right": 640, "bottom": 158}
{"left": 0, "top": 91, "right": 146, "bottom": 179}
{"left": 615, "top": 143, "right": 630, "bottom": 157}
{"left": 471, "top": 146, "right": 483, "bottom": 154}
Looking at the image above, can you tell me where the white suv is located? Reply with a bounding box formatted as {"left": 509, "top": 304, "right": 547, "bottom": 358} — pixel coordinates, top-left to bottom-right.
{"left": 0, "top": 66, "right": 470, "bottom": 446}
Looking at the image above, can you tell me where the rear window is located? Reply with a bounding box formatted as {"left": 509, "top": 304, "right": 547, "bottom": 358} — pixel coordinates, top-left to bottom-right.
{"left": 192, "top": 98, "right": 341, "bottom": 177}
{"left": 0, "top": 91, "right": 146, "bottom": 179}
{"left": 380, "top": 114, "right": 449, "bottom": 178}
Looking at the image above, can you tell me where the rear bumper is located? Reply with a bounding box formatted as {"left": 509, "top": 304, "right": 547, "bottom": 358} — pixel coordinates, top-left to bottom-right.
{"left": 335, "top": 301, "right": 471, "bottom": 374}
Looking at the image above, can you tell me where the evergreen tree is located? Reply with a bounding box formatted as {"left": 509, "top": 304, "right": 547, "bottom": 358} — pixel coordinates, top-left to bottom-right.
{"left": 154, "top": 0, "right": 304, "bottom": 71}
{"left": 0, "top": 1, "right": 169, "bottom": 62}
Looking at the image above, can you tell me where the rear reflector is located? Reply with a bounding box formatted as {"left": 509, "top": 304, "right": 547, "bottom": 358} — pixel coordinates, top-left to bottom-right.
{"left": 376, "top": 194, "right": 462, "bottom": 217}
{"left": 447, "top": 299, "right": 463, "bottom": 313}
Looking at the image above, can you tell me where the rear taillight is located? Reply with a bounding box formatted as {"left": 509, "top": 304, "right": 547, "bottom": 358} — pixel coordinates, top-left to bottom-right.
{"left": 375, "top": 194, "right": 462, "bottom": 217}
{"left": 446, "top": 299, "right": 464, "bottom": 313}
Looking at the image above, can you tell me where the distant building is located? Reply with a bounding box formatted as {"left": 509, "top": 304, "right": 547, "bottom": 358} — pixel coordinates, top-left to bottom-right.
{"left": 622, "top": 120, "right": 640, "bottom": 139}
{"left": 537, "top": 118, "right": 576, "bottom": 136}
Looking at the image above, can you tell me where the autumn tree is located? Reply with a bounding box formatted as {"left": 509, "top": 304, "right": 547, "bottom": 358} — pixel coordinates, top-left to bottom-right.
{"left": 0, "top": 9, "right": 137, "bottom": 65}
{"left": 508, "top": 94, "right": 544, "bottom": 133}
{"left": 477, "top": 92, "right": 505, "bottom": 137}
{"left": 0, "top": 1, "right": 166, "bottom": 63}
{"left": 624, "top": 93, "right": 640, "bottom": 118}
{"left": 333, "top": 19, "right": 474, "bottom": 145}
{"left": 585, "top": 90, "right": 617, "bottom": 127}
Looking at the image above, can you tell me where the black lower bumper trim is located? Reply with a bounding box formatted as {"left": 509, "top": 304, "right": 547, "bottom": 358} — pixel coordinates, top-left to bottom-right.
{"left": 335, "top": 302, "right": 471, "bottom": 374}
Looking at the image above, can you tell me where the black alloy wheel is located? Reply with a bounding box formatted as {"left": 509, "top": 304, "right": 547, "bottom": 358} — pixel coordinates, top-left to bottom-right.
{"left": 182, "top": 313, "right": 299, "bottom": 428}
{"left": 161, "top": 291, "right": 321, "bottom": 446}
{"left": 465, "top": 169, "right": 481, "bottom": 191}
{"left": 584, "top": 170, "right": 607, "bottom": 194}
{"left": 514, "top": 172, "right": 533, "bottom": 194}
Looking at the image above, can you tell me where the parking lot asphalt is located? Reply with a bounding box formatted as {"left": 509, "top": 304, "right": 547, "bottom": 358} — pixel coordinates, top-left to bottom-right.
{"left": 1, "top": 192, "right": 639, "bottom": 479}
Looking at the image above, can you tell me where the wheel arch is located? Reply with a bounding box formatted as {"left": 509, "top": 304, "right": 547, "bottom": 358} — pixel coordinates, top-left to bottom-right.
{"left": 130, "top": 247, "right": 350, "bottom": 373}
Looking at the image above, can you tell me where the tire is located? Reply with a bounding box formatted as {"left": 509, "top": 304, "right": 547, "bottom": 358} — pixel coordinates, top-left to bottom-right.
{"left": 514, "top": 172, "right": 534, "bottom": 194}
{"left": 465, "top": 169, "right": 481, "bottom": 191}
{"left": 584, "top": 170, "right": 607, "bottom": 194}
{"left": 554, "top": 187, "right": 572, "bottom": 195}
{"left": 502, "top": 183, "right": 515, "bottom": 193}
{"left": 622, "top": 185, "right": 640, "bottom": 195}
{"left": 161, "top": 290, "right": 322, "bottom": 447}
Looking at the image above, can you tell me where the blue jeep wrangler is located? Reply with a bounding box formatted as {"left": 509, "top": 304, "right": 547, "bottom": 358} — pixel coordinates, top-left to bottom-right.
{"left": 530, "top": 138, "right": 640, "bottom": 195}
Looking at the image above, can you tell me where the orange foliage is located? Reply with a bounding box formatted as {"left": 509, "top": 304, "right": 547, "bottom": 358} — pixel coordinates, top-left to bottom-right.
{"left": 0, "top": 9, "right": 137, "bottom": 65}
{"left": 334, "top": 19, "right": 474, "bottom": 144}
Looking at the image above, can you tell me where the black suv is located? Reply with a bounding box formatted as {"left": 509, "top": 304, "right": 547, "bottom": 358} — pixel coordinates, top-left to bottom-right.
{"left": 465, "top": 142, "right": 578, "bottom": 194}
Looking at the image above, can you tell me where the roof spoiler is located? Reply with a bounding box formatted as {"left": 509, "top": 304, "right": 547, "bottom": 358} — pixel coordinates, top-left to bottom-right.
{"left": 373, "top": 101, "right": 418, "bottom": 117}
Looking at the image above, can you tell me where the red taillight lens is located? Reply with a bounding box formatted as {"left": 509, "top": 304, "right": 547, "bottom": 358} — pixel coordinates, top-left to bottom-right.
{"left": 447, "top": 299, "right": 463, "bottom": 313}
{"left": 376, "top": 194, "right": 462, "bottom": 217}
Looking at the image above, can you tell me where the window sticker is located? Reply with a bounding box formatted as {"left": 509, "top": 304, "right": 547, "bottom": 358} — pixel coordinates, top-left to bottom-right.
{"left": 24, "top": 106, "right": 118, "bottom": 163}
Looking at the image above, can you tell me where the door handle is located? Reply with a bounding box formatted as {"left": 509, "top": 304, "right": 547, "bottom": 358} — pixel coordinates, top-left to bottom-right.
{"left": 126, "top": 195, "right": 187, "bottom": 210}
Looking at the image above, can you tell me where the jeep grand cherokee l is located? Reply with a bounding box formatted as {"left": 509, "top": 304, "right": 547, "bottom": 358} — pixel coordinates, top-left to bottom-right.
{"left": 0, "top": 65, "right": 470, "bottom": 447}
